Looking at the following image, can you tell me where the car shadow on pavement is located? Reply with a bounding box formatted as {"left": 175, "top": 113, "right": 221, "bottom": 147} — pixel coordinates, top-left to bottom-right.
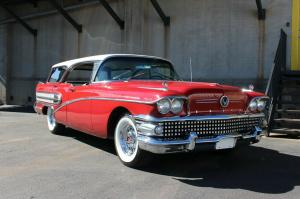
{"left": 59, "top": 128, "right": 117, "bottom": 155}
{"left": 59, "top": 129, "right": 300, "bottom": 194}
{"left": 0, "top": 105, "right": 35, "bottom": 113}
{"left": 269, "top": 133, "right": 300, "bottom": 140}
{"left": 140, "top": 146, "right": 300, "bottom": 194}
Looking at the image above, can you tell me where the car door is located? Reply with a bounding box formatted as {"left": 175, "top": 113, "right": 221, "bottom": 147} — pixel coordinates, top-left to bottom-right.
{"left": 63, "top": 62, "right": 95, "bottom": 133}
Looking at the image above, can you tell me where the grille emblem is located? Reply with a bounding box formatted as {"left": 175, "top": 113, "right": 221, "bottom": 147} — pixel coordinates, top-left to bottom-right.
{"left": 220, "top": 96, "right": 229, "bottom": 108}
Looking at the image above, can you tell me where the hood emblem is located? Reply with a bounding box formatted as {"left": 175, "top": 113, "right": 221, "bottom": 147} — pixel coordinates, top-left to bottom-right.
{"left": 220, "top": 96, "right": 229, "bottom": 108}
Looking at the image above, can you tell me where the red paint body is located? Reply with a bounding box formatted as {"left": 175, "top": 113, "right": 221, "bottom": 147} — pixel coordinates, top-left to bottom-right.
{"left": 35, "top": 80, "right": 264, "bottom": 138}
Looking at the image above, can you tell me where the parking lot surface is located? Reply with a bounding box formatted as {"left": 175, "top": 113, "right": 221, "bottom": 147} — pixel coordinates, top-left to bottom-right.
{"left": 0, "top": 110, "right": 300, "bottom": 199}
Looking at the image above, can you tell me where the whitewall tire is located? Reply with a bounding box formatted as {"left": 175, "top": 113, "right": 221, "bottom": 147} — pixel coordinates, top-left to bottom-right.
{"left": 114, "top": 115, "right": 146, "bottom": 167}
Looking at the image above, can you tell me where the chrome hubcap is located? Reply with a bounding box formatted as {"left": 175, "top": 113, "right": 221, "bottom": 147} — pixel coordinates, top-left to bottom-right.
{"left": 119, "top": 122, "right": 137, "bottom": 156}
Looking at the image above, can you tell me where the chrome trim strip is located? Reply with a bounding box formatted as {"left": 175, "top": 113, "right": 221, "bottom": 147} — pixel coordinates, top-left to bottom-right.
{"left": 193, "top": 99, "right": 243, "bottom": 104}
{"left": 36, "top": 97, "right": 54, "bottom": 104}
{"left": 158, "top": 96, "right": 188, "bottom": 100}
{"left": 137, "top": 86, "right": 168, "bottom": 91}
{"left": 194, "top": 99, "right": 218, "bottom": 103}
{"left": 53, "top": 95, "right": 189, "bottom": 113}
{"left": 194, "top": 101, "right": 217, "bottom": 104}
{"left": 53, "top": 97, "right": 156, "bottom": 113}
{"left": 189, "top": 109, "right": 244, "bottom": 113}
{"left": 134, "top": 113, "right": 265, "bottom": 123}
{"left": 36, "top": 92, "right": 61, "bottom": 104}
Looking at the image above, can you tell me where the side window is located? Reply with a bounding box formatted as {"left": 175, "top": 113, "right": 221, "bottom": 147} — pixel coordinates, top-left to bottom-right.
{"left": 64, "top": 63, "right": 94, "bottom": 86}
{"left": 48, "top": 67, "right": 65, "bottom": 82}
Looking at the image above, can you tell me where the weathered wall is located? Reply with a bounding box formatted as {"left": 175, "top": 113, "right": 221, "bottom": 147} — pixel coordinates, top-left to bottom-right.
{"left": 0, "top": 0, "right": 292, "bottom": 105}
{"left": 0, "top": 26, "right": 7, "bottom": 105}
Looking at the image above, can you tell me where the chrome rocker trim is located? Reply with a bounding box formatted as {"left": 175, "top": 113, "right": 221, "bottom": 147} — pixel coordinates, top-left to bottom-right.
{"left": 134, "top": 114, "right": 266, "bottom": 154}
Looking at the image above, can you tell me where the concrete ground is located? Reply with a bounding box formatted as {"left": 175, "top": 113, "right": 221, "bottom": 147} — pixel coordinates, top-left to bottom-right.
{"left": 0, "top": 110, "right": 300, "bottom": 199}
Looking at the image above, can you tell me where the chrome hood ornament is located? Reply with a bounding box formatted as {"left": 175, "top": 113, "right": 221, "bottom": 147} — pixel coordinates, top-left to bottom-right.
{"left": 162, "top": 81, "right": 169, "bottom": 91}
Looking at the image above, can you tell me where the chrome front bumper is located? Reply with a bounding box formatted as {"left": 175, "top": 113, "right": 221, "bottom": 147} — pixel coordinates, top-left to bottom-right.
{"left": 134, "top": 114, "right": 266, "bottom": 154}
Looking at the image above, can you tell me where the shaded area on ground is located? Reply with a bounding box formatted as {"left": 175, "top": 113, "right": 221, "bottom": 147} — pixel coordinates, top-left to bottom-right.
{"left": 60, "top": 129, "right": 300, "bottom": 194}
{"left": 0, "top": 105, "right": 35, "bottom": 113}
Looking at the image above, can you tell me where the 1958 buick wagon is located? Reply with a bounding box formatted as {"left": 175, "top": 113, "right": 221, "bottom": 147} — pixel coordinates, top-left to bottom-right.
{"left": 35, "top": 54, "right": 269, "bottom": 167}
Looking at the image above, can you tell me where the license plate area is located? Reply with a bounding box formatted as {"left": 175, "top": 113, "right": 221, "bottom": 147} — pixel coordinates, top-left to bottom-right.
{"left": 215, "top": 138, "right": 237, "bottom": 150}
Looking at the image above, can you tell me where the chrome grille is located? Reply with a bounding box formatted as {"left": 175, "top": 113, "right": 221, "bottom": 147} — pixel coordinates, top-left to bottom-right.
{"left": 162, "top": 117, "right": 262, "bottom": 139}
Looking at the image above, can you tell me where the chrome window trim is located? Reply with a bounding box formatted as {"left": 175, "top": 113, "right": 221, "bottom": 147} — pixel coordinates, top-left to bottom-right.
{"left": 47, "top": 65, "right": 67, "bottom": 83}
{"left": 92, "top": 56, "right": 177, "bottom": 83}
{"left": 60, "top": 61, "right": 99, "bottom": 84}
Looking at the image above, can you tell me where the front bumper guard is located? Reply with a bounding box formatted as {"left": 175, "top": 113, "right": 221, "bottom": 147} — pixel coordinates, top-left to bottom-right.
{"left": 138, "top": 127, "right": 263, "bottom": 154}
{"left": 134, "top": 113, "right": 266, "bottom": 154}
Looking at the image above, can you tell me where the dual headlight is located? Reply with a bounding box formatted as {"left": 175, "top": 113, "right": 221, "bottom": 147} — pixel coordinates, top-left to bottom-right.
{"left": 157, "top": 97, "right": 185, "bottom": 114}
{"left": 248, "top": 97, "right": 269, "bottom": 112}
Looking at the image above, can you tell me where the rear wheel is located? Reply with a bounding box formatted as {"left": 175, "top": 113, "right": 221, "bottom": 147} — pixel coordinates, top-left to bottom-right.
{"left": 114, "top": 115, "right": 147, "bottom": 167}
{"left": 47, "top": 106, "right": 65, "bottom": 134}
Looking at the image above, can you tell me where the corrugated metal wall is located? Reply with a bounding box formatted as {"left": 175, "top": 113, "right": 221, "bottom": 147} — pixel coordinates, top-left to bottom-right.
{"left": 0, "top": 0, "right": 292, "bottom": 105}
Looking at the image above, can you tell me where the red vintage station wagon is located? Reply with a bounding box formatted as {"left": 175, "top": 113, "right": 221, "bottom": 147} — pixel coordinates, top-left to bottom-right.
{"left": 35, "top": 54, "right": 269, "bottom": 167}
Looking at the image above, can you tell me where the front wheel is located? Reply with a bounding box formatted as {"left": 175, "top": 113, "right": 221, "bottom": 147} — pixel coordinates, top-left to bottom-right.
{"left": 47, "top": 106, "right": 65, "bottom": 134}
{"left": 114, "top": 115, "right": 147, "bottom": 167}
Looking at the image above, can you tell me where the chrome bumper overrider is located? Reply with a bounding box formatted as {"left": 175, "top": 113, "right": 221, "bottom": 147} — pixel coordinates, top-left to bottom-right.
{"left": 134, "top": 114, "right": 266, "bottom": 154}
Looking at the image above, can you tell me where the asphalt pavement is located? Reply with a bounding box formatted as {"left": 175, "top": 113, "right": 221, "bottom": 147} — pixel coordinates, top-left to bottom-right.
{"left": 0, "top": 110, "right": 299, "bottom": 199}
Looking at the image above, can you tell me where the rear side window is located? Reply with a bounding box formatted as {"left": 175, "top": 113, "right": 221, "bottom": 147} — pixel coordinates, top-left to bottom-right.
{"left": 48, "top": 67, "right": 65, "bottom": 82}
{"left": 64, "top": 63, "right": 94, "bottom": 85}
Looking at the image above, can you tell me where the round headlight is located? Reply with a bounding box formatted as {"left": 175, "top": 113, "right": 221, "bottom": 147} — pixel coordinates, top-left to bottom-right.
{"left": 157, "top": 98, "right": 171, "bottom": 114}
{"left": 257, "top": 100, "right": 266, "bottom": 111}
{"left": 249, "top": 100, "right": 257, "bottom": 112}
{"left": 171, "top": 98, "right": 184, "bottom": 114}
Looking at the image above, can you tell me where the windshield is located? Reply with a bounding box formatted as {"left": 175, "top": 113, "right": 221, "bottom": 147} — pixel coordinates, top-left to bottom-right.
{"left": 94, "top": 57, "right": 180, "bottom": 81}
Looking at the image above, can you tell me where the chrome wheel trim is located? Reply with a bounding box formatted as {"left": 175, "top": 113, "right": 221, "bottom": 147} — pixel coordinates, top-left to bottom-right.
{"left": 114, "top": 117, "right": 139, "bottom": 163}
{"left": 47, "top": 107, "right": 56, "bottom": 131}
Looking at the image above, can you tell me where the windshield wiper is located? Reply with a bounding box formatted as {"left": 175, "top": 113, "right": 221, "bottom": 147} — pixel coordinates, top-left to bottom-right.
{"left": 126, "top": 72, "right": 145, "bottom": 81}
{"left": 112, "top": 70, "right": 131, "bottom": 80}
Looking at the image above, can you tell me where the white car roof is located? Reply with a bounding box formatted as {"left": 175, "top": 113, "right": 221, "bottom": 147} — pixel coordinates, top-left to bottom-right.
{"left": 51, "top": 54, "right": 171, "bottom": 68}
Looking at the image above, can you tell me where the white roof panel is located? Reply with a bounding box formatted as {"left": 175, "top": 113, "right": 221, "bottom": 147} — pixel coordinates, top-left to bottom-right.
{"left": 51, "top": 54, "right": 171, "bottom": 68}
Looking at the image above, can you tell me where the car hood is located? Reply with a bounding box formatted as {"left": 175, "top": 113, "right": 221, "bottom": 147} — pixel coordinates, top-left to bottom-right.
{"left": 92, "top": 80, "right": 264, "bottom": 115}
{"left": 105, "top": 80, "right": 242, "bottom": 95}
